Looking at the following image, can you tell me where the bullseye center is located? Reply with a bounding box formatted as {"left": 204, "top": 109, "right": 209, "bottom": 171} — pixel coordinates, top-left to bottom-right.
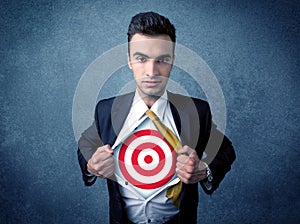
{"left": 144, "top": 155, "right": 153, "bottom": 164}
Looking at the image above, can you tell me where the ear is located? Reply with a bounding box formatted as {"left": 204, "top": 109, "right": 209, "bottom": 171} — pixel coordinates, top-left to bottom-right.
{"left": 127, "top": 53, "right": 132, "bottom": 70}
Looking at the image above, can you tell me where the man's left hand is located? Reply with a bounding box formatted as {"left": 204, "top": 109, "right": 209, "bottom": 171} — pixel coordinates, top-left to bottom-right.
{"left": 176, "top": 145, "right": 207, "bottom": 184}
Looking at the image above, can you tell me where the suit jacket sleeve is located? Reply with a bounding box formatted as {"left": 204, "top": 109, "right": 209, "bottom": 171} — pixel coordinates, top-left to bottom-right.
{"left": 199, "top": 103, "right": 236, "bottom": 194}
{"left": 77, "top": 121, "right": 102, "bottom": 186}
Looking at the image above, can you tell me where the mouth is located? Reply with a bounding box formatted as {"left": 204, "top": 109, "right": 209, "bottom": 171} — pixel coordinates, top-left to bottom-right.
{"left": 142, "top": 80, "right": 162, "bottom": 87}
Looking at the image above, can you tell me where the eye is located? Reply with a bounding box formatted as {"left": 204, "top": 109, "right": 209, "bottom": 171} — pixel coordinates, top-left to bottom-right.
{"left": 136, "top": 56, "right": 147, "bottom": 63}
{"left": 156, "top": 57, "right": 171, "bottom": 64}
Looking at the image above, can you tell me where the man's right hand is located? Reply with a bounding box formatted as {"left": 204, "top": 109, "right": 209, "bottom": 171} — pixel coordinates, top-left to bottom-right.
{"left": 87, "top": 144, "right": 115, "bottom": 179}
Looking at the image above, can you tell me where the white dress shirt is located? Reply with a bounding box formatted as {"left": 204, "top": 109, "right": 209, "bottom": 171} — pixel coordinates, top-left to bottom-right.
{"left": 112, "top": 90, "right": 180, "bottom": 224}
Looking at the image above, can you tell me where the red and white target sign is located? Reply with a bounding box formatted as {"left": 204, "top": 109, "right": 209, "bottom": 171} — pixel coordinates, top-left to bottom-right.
{"left": 117, "top": 129, "right": 176, "bottom": 190}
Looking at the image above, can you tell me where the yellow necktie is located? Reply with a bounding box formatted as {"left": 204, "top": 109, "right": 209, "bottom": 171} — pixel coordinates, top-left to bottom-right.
{"left": 146, "top": 109, "right": 182, "bottom": 207}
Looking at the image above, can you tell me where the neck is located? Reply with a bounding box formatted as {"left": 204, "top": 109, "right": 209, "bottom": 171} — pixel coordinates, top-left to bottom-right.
{"left": 136, "top": 90, "right": 163, "bottom": 108}
{"left": 143, "top": 95, "right": 159, "bottom": 108}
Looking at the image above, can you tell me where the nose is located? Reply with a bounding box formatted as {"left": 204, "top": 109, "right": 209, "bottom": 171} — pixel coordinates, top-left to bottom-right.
{"left": 146, "top": 59, "right": 158, "bottom": 77}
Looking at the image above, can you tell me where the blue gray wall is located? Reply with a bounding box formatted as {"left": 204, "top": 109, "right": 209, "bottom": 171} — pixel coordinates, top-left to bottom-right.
{"left": 1, "top": 0, "right": 299, "bottom": 223}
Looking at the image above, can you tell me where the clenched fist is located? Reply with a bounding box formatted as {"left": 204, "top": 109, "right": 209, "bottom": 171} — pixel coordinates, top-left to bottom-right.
{"left": 176, "top": 146, "right": 208, "bottom": 184}
{"left": 87, "top": 144, "right": 115, "bottom": 179}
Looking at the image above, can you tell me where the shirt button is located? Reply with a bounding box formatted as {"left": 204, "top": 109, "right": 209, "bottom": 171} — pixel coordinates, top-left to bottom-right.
{"left": 125, "top": 181, "right": 128, "bottom": 185}
{"left": 147, "top": 219, "right": 151, "bottom": 223}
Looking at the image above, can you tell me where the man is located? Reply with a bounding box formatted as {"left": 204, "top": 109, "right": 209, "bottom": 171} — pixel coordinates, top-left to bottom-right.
{"left": 77, "top": 12, "right": 235, "bottom": 224}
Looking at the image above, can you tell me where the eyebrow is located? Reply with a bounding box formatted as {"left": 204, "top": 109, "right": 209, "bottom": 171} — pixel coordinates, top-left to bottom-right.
{"left": 132, "top": 52, "right": 150, "bottom": 58}
{"left": 132, "top": 52, "right": 172, "bottom": 59}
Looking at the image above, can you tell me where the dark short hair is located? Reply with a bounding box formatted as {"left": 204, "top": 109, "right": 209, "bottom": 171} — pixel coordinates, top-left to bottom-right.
{"left": 127, "top": 12, "right": 176, "bottom": 43}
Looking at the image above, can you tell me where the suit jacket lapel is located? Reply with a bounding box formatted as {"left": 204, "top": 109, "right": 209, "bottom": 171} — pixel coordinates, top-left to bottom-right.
{"left": 111, "top": 92, "right": 135, "bottom": 138}
{"left": 168, "top": 92, "right": 199, "bottom": 149}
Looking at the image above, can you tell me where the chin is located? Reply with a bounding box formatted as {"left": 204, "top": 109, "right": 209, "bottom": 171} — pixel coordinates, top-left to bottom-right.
{"left": 142, "top": 89, "right": 164, "bottom": 98}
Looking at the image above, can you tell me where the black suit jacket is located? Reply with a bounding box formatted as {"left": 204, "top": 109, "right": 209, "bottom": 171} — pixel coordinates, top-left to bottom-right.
{"left": 77, "top": 92, "right": 236, "bottom": 224}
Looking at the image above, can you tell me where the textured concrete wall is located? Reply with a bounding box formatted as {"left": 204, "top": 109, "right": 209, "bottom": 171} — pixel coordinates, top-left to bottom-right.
{"left": 1, "top": 0, "right": 299, "bottom": 223}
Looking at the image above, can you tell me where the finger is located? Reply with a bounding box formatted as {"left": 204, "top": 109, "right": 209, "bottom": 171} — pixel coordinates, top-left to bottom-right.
{"left": 177, "top": 154, "right": 189, "bottom": 164}
{"left": 99, "top": 152, "right": 114, "bottom": 161}
{"left": 103, "top": 164, "right": 115, "bottom": 178}
{"left": 93, "top": 157, "right": 114, "bottom": 172}
{"left": 188, "top": 168, "right": 206, "bottom": 176}
{"left": 102, "top": 144, "right": 114, "bottom": 154}
{"left": 198, "top": 161, "right": 207, "bottom": 171}
{"left": 97, "top": 161, "right": 115, "bottom": 178}
{"left": 176, "top": 169, "right": 190, "bottom": 182}
{"left": 176, "top": 161, "right": 204, "bottom": 174}
{"left": 87, "top": 163, "right": 99, "bottom": 175}
{"left": 177, "top": 156, "right": 197, "bottom": 171}
{"left": 100, "top": 157, "right": 115, "bottom": 169}
{"left": 177, "top": 154, "right": 197, "bottom": 169}
{"left": 97, "top": 144, "right": 114, "bottom": 154}
{"left": 92, "top": 148, "right": 114, "bottom": 163}
{"left": 176, "top": 162, "right": 195, "bottom": 175}
{"left": 177, "top": 145, "right": 190, "bottom": 155}
{"left": 177, "top": 169, "right": 207, "bottom": 184}
{"left": 189, "top": 150, "right": 198, "bottom": 159}
{"left": 177, "top": 170, "right": 198, "bottom": 184}
{"left": 184, "top": 151, "right": 200, "bottom": 168}
{"left": 176, "top": 158, "right": 188, "bottom": 172}
{"left": 90, "top": 153, "right": 112, "bottom": 166}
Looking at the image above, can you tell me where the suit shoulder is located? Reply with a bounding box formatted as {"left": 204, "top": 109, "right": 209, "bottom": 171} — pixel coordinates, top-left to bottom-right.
{"left": 191, "top": 97, "right": 210, "bottom": 111}
{"left": 168, "top": 92, "right": 210, "bottom": 110}
{"left": 95, "top": 92, "right": 134, "bottom": 110}
{"left": 96, "top": 96, "right": 115, "bottom": 108}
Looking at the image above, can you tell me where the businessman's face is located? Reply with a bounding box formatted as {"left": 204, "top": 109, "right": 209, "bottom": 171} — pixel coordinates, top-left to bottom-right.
{"left": 128, "top": 34, "right": 174, "bottom": 101}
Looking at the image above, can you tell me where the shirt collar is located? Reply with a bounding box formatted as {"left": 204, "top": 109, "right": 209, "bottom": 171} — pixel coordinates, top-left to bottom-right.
{"left": 130, "top": 90, "right": 168, "bottom": 120}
